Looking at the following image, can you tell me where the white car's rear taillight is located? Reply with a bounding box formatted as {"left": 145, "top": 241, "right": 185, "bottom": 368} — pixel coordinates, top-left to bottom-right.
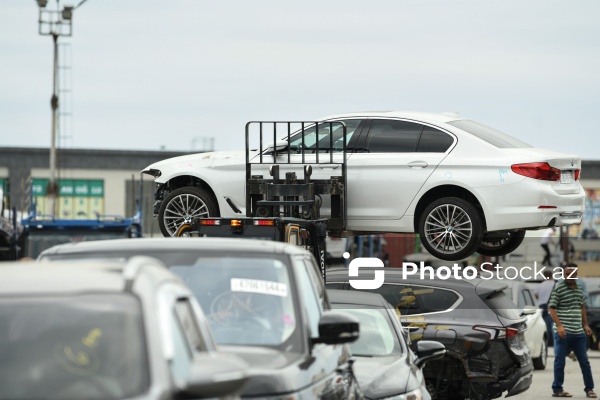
{"left": 511, "top": 162, "right": 561, "bottom": 181}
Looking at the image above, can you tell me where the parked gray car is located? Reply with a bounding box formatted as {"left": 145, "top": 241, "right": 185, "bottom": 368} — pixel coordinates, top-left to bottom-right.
{"left": 326, "top": 268, "right": 533, "bottom": 400}
{"left": 39, "top": 238, "right": 363, "bottom": 399}
{"left": 0, "top": 257, "right": 248, "bottom": 400}
{"left": 328, "top": 289, "right": 445, "bottom": 400}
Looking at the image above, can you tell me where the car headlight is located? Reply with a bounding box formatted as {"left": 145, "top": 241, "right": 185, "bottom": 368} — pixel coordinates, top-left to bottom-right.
{"left": 383, "top": 388, "right": 422, "bottom": 400}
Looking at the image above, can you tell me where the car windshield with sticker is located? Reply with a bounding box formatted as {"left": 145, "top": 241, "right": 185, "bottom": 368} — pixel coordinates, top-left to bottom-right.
{"left": 170, "top": 257, "right": 298, "bottom": 348}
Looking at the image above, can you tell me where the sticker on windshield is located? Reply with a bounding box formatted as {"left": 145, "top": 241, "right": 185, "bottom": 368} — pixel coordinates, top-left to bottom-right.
{"left": 230, "top": 278, "right": 288, "bottom": 297}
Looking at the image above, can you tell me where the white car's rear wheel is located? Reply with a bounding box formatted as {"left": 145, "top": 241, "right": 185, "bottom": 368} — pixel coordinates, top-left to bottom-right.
{"left": 158, "top": 186, "right": 219, "bottom": 237}
{"left": 533, "top": 339, "right": 547, "bottom": 370}
{"left": 418, "top": 197, "right": 483, "bottom": 261}
{"left": 477, "top": 230, "right": 526, "bottom": 257}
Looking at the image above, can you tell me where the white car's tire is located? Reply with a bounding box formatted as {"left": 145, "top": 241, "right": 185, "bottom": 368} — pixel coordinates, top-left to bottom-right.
{"left": 418, "top": 197, "right": 483, "bottom": 261}
{"left": 533, "top": 338, "right": 547, "bottom": 370}
{"left": 477, "top": 230, "right": 526, "bottom": 257}
{"left": 158, "top": 186, "right": 219, "bottom": 237}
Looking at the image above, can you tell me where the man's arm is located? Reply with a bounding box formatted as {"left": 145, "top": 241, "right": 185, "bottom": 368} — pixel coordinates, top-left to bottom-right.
{"left": 582, "top": 305, "right": 592, "bottom": 336}
{"left": 549, "top": 307, "right": 565, "bottom": 338}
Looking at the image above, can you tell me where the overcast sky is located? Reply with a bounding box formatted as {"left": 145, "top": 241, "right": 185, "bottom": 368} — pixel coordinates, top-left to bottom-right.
{"left": 1, "top": 1, "right": 599, "bottom": 160}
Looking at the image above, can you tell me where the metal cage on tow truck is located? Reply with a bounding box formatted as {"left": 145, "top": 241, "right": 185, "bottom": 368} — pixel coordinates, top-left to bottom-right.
{"left": 179, "top": 120, "right": 349, "bottom": 279}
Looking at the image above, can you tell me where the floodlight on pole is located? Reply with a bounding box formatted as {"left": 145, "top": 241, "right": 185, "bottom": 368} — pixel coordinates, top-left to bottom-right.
{"left": 36, "top": 1, "right": 73, "bottom": 216}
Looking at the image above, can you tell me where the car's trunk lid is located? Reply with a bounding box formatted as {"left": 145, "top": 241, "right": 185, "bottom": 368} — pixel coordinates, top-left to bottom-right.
{"left": 501, "top": 148, "right": 582, "bottom": 195}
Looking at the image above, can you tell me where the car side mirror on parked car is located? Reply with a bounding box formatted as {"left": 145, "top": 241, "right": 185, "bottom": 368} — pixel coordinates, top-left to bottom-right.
{"left": 414, "top": 340, "right": 446, "bottom": 369}
{"left": 314, "top": 310, "right": 360, "bottom": 345}
{"left": 180, "top": 353, "right": 249, "bottom": 399}
{"left": 522, "top": 305, "right": 538, "bottom": 316}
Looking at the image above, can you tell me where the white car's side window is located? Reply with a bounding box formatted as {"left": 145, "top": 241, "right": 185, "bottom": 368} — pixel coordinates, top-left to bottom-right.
{"left": 417, "top": 126, "right": 455, "bottom": 152}
{"left": 366, "top": 120, "right": 421, "bottom": 153}
{"left": 366, "top": 120, "right": 453, "bottom": 153}
{"left": 288, "top": 120, "right": 361, "bottom": 152}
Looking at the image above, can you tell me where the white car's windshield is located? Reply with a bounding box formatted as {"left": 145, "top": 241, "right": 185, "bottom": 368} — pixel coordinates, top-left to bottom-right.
{"left": 449, "top": 119, "right": 533, "bottom": 148}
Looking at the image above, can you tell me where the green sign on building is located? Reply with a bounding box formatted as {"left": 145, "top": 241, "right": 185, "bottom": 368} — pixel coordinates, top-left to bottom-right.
{"left": 32, "top": 178, "right": 104, "bottom": 218}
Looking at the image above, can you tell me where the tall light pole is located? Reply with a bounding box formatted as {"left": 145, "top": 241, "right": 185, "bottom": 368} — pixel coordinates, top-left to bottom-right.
{"left": 36, "top": 0, "right": 73, "bottom": 216}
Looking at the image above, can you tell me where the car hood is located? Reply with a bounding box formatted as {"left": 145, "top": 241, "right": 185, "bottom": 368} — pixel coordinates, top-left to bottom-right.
{"left": 141, "top": 150, "right": 247, "bottom": 177}
{"left": 218, "top": 345, "right": 309, "bottom": 396}
{"left": 353, "top": 355, "right": 417, "bottom": 399}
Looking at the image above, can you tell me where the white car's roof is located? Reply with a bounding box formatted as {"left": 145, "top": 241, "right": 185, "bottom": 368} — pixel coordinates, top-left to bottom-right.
{"left": 318, "top": 111, "right": 462, "bottom": 124}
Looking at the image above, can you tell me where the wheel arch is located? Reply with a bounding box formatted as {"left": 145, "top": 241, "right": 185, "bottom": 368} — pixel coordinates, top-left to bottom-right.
{"left": 163, "top": 174, "right": 221, "bottom": 215}
{"left": 413, "top": 185, "right": 487, "bottom": 232}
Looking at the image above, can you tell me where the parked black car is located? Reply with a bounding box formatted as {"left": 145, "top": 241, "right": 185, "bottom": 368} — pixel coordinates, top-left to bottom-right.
{"left": 328, "top": 289, "right": 445, "bottom": 400}
{"left": 39, "top": 238, "right": 363, "bottom": 399}
{"left": 326, "top": 268, "right": 533, "bottom": 400}
{"left": 0, "top": 257, "right": 248, "bottom": 400}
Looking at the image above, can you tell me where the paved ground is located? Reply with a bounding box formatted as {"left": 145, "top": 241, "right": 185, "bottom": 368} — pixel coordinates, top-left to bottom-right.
{"left": 510, "top": 351, "right": 600, "bottom": 399}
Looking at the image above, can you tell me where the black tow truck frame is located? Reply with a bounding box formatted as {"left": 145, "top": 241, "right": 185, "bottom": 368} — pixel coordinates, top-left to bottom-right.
{"left": 177, "top": 121, "right": 348, "bottom": 279}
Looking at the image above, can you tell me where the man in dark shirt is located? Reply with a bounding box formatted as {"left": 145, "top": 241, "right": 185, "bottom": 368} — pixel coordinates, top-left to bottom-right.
{"left": 549, "top": 263, "right": 595, "bottom": 398}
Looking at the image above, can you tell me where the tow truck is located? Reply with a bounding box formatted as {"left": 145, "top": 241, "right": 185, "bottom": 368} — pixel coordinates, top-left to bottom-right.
{"left": 9, "top": 181, "right": 143, "bottom": 260}
{"left": 19, "top": 209, "right": 142, "bottom": 259}
{"left": 175, "top": 120, "right": 349, "bottom": 278}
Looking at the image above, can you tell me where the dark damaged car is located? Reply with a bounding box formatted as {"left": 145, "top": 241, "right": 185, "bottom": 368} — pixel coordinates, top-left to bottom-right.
{"left": 326, "top": 268, "right": 533, "bottom": 400}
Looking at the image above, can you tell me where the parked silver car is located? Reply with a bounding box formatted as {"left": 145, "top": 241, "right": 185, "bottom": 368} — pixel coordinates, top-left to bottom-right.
{"left": 0, "top": 257, "right": 248, "bottom": 400}
{"left": 39, "top": 237, "right": 363, "bottom": 399}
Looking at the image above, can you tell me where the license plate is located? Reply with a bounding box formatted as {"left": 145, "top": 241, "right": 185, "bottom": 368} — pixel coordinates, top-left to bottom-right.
{"left": 561, "top": 170, "right": 574, "bottom": 183}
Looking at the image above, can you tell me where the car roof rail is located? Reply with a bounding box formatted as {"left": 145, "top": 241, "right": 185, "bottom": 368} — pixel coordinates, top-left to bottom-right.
{"left": 123, "top": 256, "right": 162, "bottom": 291}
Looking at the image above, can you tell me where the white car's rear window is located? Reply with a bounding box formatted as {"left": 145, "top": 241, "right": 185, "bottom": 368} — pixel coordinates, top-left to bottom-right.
{"left": 449, "top": 119, "right": 533, "bottom": 148}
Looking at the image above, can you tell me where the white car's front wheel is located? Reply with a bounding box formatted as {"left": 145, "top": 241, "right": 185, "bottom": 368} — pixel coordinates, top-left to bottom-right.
{"left": 418, "top": 197, "right": 483, "bottom": 261}
{"left": 158, "top": 186, "right": 219, "bottom": 237}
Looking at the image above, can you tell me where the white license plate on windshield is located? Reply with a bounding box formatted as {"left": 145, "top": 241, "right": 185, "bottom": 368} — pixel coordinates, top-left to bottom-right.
{"left": 561, "top": 171, "right": 574, "bottom": 184}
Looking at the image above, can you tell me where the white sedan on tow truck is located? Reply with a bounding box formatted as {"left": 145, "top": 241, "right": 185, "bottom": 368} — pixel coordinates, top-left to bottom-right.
{"left": 142, "top": 111, "right": 585, "bottom": 261}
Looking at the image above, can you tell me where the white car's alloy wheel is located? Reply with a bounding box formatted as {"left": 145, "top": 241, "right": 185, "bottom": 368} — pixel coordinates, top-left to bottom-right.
{"left": 419, "top": 197, "right": 483, "bottom": 261}
{"left": 478, "top": 230, "right": 526, "bottom": 257}
{"left": 158, "top": 186, "right": 218, "bottom": 237}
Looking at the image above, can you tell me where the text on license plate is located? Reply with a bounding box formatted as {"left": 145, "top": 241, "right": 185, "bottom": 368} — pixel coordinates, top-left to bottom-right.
{"left": 560, "top": 171, "right": 574, "bottom": 183}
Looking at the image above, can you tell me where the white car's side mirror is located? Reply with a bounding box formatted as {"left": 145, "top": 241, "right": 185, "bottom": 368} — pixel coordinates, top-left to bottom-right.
{"left": 264, "top": 140, "right": 288, "bottom": 153}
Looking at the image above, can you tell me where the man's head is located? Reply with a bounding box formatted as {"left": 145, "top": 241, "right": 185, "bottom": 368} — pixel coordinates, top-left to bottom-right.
{"left": 564, "top": 263, "right": 578, "bottom": 283}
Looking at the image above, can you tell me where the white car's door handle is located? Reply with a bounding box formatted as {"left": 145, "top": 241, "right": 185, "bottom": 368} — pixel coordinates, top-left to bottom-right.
{"left": 318, "top": 164, "right": 339, "bottom": 169}
{"left": 408, "top": 161, "right": 428, "bottom": 169}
